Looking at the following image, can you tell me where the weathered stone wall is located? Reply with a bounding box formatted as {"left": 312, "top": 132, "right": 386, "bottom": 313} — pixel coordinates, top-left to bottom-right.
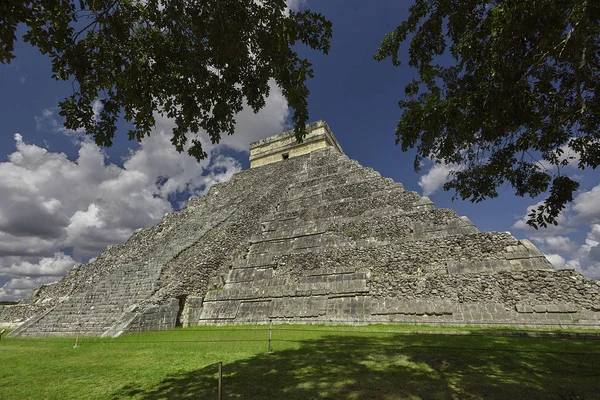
{"left": 266, "top": 233, "right": 547, "bottom": 282}
{"left": 145, "top": 151, "right": 311, "bottom": 304}
{"left": 125, "top": 299, "right": 180, "bottom": 333}
{"left": 249, "top": 120, "right": 343, "bottom": 168}
{"left": 6, "top": 140, "right": 600, "bottom": 335}
{"left": 194, "top": 148, "right": 600, "bottom": 328}
{"left": 370, "top": 269, "right": 600, "bottom": 307}
{"left": 0, "top": 305, "right": 34, "bottom": 327}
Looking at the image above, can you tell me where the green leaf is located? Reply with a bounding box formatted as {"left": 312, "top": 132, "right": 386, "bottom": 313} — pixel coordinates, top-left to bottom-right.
{"left": 2, "top": 0, "right": 331, "bottom": 161}
{"left": 377, "top": 0, "right": 599, "bottom": 228}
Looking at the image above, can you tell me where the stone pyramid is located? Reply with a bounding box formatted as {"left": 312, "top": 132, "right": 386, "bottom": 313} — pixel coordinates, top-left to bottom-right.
{"left": 4, "top": 121, "right": 600, "bottom": 336}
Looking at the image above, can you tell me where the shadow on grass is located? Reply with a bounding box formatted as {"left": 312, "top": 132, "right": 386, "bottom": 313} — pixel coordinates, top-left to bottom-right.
{"left": 111, "top": 333, "right": 600, "bottom": 399}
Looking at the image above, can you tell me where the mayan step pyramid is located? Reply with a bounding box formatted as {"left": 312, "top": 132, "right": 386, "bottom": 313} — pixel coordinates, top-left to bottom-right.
{"left": 4, "top": 121, "right": 600, "bottom": 337}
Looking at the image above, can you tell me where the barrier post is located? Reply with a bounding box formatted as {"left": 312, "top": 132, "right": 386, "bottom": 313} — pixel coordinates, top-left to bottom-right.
{"left": 218, "top": 362, "right": 222, "bottom": 400}
{"left": 268, "top": 320, "right": 273, "bottom": 353}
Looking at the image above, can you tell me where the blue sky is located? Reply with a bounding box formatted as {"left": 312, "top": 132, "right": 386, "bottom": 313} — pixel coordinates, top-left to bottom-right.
{"left": 1, "top": 0, "right": 599, "bottom": 300}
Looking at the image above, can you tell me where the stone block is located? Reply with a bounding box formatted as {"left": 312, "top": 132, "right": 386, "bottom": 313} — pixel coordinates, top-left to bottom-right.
{"left": 199, "top": 301, "right": 240, "bottom": 320}
{"left": 229, "top": 267, "right": 274, "bottom": 283}
{"left": 533, "top": 305, "right": 547, "bottom": 313}
{"left": 504, "top": 251, "right": 533, "bottom": 260}
{"left": 519, "top": 239, "right": 545, "bottom": 258}
{"left": 545, "top": 304, "right": 561, "bottom": 313}
{"left": 516, "top": 304, "right": 534, "bottom": 313}
{"left": 236, "top": 301, "right": 272, "bottom": 321}
{"left": 414, "top": 305, "right": 427, "bottom": 316}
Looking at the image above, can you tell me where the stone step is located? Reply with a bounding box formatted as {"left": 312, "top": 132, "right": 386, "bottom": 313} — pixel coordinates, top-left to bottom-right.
{"left": 247, "top": 232, "right": 352, "bottom": 255}
{"left": 303, "top": 146, "right": 345, "bottom": 160}
{"left": 281, "top": 176, "right": 401, "bottom": 207}
{"left": 285, "top": 173, "right": 399, "bottom": 202}
{"left": 38, "top": 309, "right": 123, "bottom": 316}
{"left": 225, "top": 277, "right": 288, "bottom": 288}
{"left": 293, "top": 159, "right": 358, "bottom": 179}
{"left": 225, "top": 271, "right": 367, "bottom": 289}
{"left": 256, "top": 208, "right": 477, "bottom": 245}
{"left": 199, "top": 297, "right": 579, "bottom": 324}
{"left": 254, "top": 220, "right": 326, "bottom": 240}
{"left": 29, "top": 322, "right": 111, "bottom": 329}
{"left": 249, "top": 230, "right": 328, "bottom": 246}
{"left": 228, "top": 267, "right": 275, "bottom": 283}
{"left": 205, "top": 279, "right": 369, "bottom": 302}
{"left": 34, "top": 312, "right": 123, "bottom": 323}
{"left": 13, "top": 280, "right": 158, "bottom": 335}
{"left": 287, "top": 164, "right": 378, "bottom": 191}
{"left": 272, "top": 188, "right": 422, "bottom": 221}
{"left": 22, "top": 326, "right": 110, "bottom": 334}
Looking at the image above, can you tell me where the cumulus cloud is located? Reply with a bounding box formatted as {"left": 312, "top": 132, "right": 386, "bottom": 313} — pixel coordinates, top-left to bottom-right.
{"left": 286, "top": 0, "right": 307, "bottom": 11}
{"left": 530, "top": 236, "right": 578, "bottom": 254}
{"left": 538, "top": 142, "right": 581, "bottom": 172}
{"left": 572, "top": 184, "right": 600, "bottom": 222}
{"left": 513, "top": 185, "right": 600, "bottom": 280}
{"left": 418, "top": 162, "right": 460, "bottom": 196}
{"left": 0, "top": 253, "right": 77, "bottom": 301}
{"left": 0, "top": 82, "right": 289, "bottom": 301}
{"left": 545, "top": 253, "right": 566, "bottom": 269}
{"left": 511, "top": 200, "right": 572, "bottom": 236}
{"left": 0, "top": 276, "right": 61, "bottom": 302}
{"left": 565, "top": 224, "right": 600, "bottom": 279}
{"left": 565, "top": 189, "right": 600, "bottom": 278}
{"left": 218, "top": 83, "right": 290, "bottom": 152}
{"left": 0, "top": 253, "right": 76, "bottom": 279}
{"left": 34, "top": 100, "right": 103, "bottom": 139}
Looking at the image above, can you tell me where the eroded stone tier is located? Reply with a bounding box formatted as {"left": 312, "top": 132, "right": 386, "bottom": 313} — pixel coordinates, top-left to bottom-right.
{"left": 4, "top": 123, "right": 600, "bottom": 336}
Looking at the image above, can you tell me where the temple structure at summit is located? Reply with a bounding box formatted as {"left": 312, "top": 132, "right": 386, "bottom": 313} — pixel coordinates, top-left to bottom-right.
{"left": 2, "top": 121, "right": 599, "bottom": 336}
{"left": 249, "top": 121, "right": 343, "bottom": 167}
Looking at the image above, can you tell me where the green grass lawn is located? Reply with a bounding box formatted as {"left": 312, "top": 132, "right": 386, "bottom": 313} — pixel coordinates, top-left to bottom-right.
{"left": 1, "top": 324, "right": 600, "bottom": 399}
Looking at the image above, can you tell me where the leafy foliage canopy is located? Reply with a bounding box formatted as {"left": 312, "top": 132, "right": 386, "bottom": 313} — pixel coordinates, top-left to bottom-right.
{"left": 376, "top": 0, "right": 599, "bottom": 228}
{"left": 1, "top": 0, "right": 332, "bottom": 160}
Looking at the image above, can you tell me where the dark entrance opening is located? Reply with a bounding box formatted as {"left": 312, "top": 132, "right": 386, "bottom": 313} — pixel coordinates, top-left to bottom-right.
{"left": 282, "top": 152, "right": 289, "bottom": 160}
{"left": 175, "top": 296, "right": 187, "bottom": 327}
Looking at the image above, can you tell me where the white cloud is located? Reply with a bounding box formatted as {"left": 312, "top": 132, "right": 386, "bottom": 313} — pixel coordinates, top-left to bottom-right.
{"left": 545, "top": 253, "right": 566, "bottom": 269}
{"left": 538, "top": 142, "right": 581, "bottom": 172}
{"left": 513, "top": 185, "right": 600, "bottom": 280}
{"left": 35, "top": 99, "right": 103, "bottom": 139}
{"left": 218, "top": 81, "right": 290, "bottom": 152}
{"left": 511, "top": 200, "right": 571, "bottom": 235}
{"left": 286, "top": 0, "right": 307, "bottom": 11}
{"left": 0, "top": 253, "right": 76, "bottom": 278}
{"left": 0, "top": 276, "right": 60, "bottom": 302}
{"left": 418, "top": 162, "right": 460, "bottom": 196}
{"left": 566, "top": 224, "right": 600, "bottom": 278}
{"left": 0, "top": 82, "right": 289, "bottom": 301}
{"left": 572, "top": 184, "right": 600, "bottom": 222}
{"left": 531, "top": 236, "right": 578, "bottom": 254}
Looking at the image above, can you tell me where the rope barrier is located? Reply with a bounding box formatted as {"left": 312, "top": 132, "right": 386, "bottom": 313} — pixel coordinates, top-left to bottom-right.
{"left": 6, "top": 338, "right": 269, "bottom": 344}
{"left": 256, "top": 319, "right": 600, "bottom": 327}
{"left": 269, "top": 339, "right": 600, "bottom": 355}
{"left": 4, "top": 325, "right": 600, "bottom": 341}
{"left": 270, "top": 327, "right": 600, "bottom": 340}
